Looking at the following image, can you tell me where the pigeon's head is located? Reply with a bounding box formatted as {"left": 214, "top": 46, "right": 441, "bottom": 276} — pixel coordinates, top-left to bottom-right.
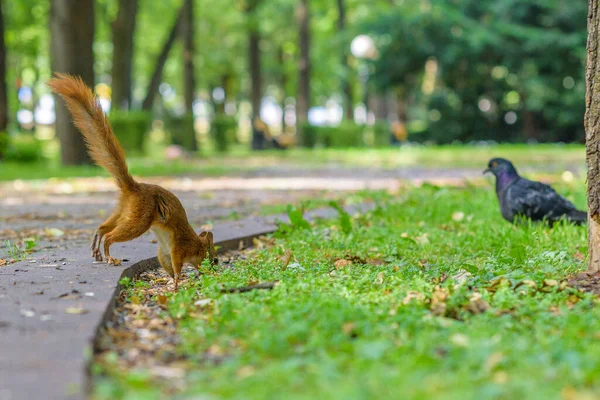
{"left": 484, "top": 158, "right": 518, "bottom": 177}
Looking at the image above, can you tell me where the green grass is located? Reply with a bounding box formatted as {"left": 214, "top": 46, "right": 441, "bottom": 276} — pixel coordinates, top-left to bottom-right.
{"left": 267, "top": 143, "right": 585, "bottom": 169}
{"left": 2, "top": 238, "right": 36, "bottom": 260}
{"left": 93, "top": 178, "right": 599, "bottom": 400}
{"left": 0, "top": 159, "right": 244, "bottom": 181}
{"left": 0, "top": 143, "right": 585, "bottom": 181}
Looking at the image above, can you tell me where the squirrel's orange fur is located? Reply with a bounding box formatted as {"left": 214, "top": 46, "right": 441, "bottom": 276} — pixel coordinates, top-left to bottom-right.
{"left": 48, "top": 74, "right": 217, "bottom": 290}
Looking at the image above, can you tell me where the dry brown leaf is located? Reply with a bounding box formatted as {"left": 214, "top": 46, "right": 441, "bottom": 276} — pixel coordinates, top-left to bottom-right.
{"left": 415, "top": 233, "right": 429, "bottom": 245}
{"left": 194, "top": 298, "right": 212, "bottom": 307}
{"left": 236, "top": 365, "right": 256, "bottom": 378}
{"left": 369, "top": 258, "right": 385, "bottom": 266}
{"left": 334, "top": 259, "right": 352, "bottom": 269}
{"left": 487, "top": 277, "right": 509, "bottom": 293}
{"left": 157, "top": 294, "right": 168, "bottom": 306}
{"left": 450, "top": 333, "right": 469, "bottom": 347}
{"left": 493, "top": 371, "right": 509, "bottom": 384}
{"left": 65, "top": 307, "right": 88, "bottom": 315}
{"left": 452, "top": 211, "right": 465, "bottom": 222}
{"left": 342, "top": 322, "right": 356, "bottom": 335}
{"left": 206, "top": 344, "right": 224, "bottom": 357}
{"left": 562, "top": 387, "right": 599, "bottom": 400}
{"left": 252, "top": 237, "right": 265, "bottom": 249}
{"left": 467, "top": 292, "right": 490, "bottom": 314}
{"left": 544, "top": 279, "right": 559, "bottom": 287}
{"left": 280, "top": 250, "right": 293, "bottom": 270}
{"left": 430, "top": 286, "right": 448, "bottom": 316}
{"left": 484, "top": 352, "right": 504, "bottom": 372}
{"left": 402, "top": 291, "right": 425, "bottom": 305}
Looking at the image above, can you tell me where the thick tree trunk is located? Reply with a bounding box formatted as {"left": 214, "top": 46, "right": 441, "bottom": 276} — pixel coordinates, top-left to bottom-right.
{"left": 586, "top": 0, "right": 600, "bottom": 272}
{"left": 520, "top": 93, "right": 539, "bottom": 140}
{"left": 111, "top": 0, "right": 138, "bottom": 111}
{"left": 50, "top": 0, "right": 95, "bottom": 165}
{"left": 296, "top": 0, "right": 310, "bottom": 145}
{"left": 336, "top": 0, "right": 353, "bottom": 121}
{"left": 141, "top": 7, "right": 183, "bottom": 111}
{"left": 0, "top": 0, "right": 6, "bottom": 159}
{"left": 181, "top": 0, "right": 198, "bottom": 151}
{"left": 0, "top": 0, "right": 7, "bottom": 133}
{"left": 246, "top": 0, "right": 264, "bottom": 149}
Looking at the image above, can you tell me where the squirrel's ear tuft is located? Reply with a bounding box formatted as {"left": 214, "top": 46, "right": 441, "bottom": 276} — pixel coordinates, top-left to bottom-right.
{"left": 199, "top": 231, "right": 208, "bottom": 238}
{"left": 206, "top": 231, "right": 214, "bottom": 244}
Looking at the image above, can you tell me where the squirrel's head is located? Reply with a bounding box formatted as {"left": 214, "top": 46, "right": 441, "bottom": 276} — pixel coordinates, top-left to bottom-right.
{"left": 197, "top": 231, "right": 218, "bottom": 266}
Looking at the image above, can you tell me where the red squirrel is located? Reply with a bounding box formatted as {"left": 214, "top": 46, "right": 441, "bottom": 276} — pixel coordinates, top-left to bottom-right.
{"left": 48, "top": 74, "right": 217, "bottom": 290}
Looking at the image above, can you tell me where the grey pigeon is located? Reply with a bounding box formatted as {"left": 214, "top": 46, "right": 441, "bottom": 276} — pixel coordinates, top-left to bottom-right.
{"left": 484, "top": 158, "right": 586, "bottom": 225}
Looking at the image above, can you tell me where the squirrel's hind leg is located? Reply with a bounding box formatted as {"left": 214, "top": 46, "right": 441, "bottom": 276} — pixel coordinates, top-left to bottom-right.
{"left": 103, "top": 215, "right": 153, "bottom": 266}
{"left": 92, "top": 212, "right": 121, "bottom": 261}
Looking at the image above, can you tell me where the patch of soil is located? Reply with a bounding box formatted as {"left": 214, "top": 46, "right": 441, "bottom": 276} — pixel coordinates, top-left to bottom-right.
{"left": 568, "top": 271, "right": 600, "bottom": 295}
{"left": 93, "top": 250, "right": 250, "bottom": 390}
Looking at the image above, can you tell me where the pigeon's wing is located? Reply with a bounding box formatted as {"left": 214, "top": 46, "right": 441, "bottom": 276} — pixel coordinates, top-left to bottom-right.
{"left": 506, "top": 178, "right": 577, "bottom": 221}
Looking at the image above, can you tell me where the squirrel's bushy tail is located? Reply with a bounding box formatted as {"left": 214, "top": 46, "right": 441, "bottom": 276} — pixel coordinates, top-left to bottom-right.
{"left": 48, "top": 73, "right": 136, "bottom": 191}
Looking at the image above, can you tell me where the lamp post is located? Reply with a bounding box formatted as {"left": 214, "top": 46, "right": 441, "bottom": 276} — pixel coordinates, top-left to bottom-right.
{"left": 350, "top": 35, "right": 378, "bottom": 122}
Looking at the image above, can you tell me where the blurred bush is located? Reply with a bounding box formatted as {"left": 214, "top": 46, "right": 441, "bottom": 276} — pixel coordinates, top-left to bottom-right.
{"left": 5, "top": 134, "right": 43, "bottom": 163}
{"left": 370, "top": 123, "right": 391, "bottom": 147}
{"left": 164, "top": 114, "right": 196, "bottom": 151}
{"left": 328, "top": 122, "right": 364, "bottom": 148}
{"left": 211, "top": 116, "right": 237, "bottom": 152}
{"left": 301, "top": 123, "right": 386, "bottom": 148}
{"left": 300, "top": 123, "right": 318, "bottom": 148}
{"left": 109, "top": 111, "right": 152, "bottom": 153}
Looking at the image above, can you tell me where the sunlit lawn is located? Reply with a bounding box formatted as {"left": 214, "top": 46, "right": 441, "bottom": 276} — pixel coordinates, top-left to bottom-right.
{"left": 0, "top": 142, "right": 586, "bottom": 181}
{"left": 93, "top": 180, "right": 598, "bottom": 400}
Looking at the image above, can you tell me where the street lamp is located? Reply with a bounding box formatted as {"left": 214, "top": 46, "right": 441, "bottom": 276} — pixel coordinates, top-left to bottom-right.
{"left": 350, "top": 35, "right": 378, "bottom": 123}
{"left": 350, "top": 35, "right": 377, "bottom": 60}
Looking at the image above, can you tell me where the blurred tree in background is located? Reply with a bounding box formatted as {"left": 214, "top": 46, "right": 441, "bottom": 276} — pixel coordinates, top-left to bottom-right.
{"left": 50, "top": 0, "right": 95, "bottom": 165}
{"left": 369, "top": 0, "right": 587, "bottom": 143}
{"left": 0, "top": 0, "right": 7, "bottom": 134}
{"left": 0, "top": 0, "right": 589, "bottom": 166}
{"left": 110, "top": 0, "right": 138, "bottom": 111}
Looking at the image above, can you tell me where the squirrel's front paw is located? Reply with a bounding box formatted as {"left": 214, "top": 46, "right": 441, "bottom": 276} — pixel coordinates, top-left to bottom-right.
{"left": 107, "top": 257, "right": 122, "bottom": 266}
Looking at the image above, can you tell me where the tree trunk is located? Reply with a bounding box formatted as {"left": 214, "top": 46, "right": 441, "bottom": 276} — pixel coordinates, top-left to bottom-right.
{"left": 50, "top": 0, "right": 95, "bottom": 166}
{"left": 278, "top": 46, "right": 287, "bottom": 130}
{"left": 141, "top": 7, "right": 183, "bottom": 111}
{"left": 372, "top": 93, "right": 387, "bottom": 122}
{"left": 586, "top": 0, "right": 600, "bottom": 272}
{"left": 214, "top": 73, "right": 229, "bottom": 116}
{"left": 336, "top": 0, "right": 353, "bottom": 121}
{"left": 0, "top": 0, "right": 6, "bottom": 159}
{"left": 181, "top": 0, "right": 198, "bottom": 151}
{"left": 247, "top": 0, "right": 264, "bottom": 149}
{"left": 111, "top": 0, "right": 138, "bottom": 111}
{"left": 296, "top": 0, "right": 310, "bottom": 145}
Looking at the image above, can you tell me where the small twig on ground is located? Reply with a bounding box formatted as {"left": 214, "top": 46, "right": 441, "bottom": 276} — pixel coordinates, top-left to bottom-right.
{"left": 280, "top": 250, "right": 293, "bottom": 270}
{"left": 221, "top": 281, "right": 278, "bottom": 294}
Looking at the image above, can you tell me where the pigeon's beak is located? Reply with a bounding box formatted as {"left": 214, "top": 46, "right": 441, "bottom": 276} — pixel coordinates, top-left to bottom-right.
{"left": 483, "top": 168, "right": 491, "bottom": 175}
